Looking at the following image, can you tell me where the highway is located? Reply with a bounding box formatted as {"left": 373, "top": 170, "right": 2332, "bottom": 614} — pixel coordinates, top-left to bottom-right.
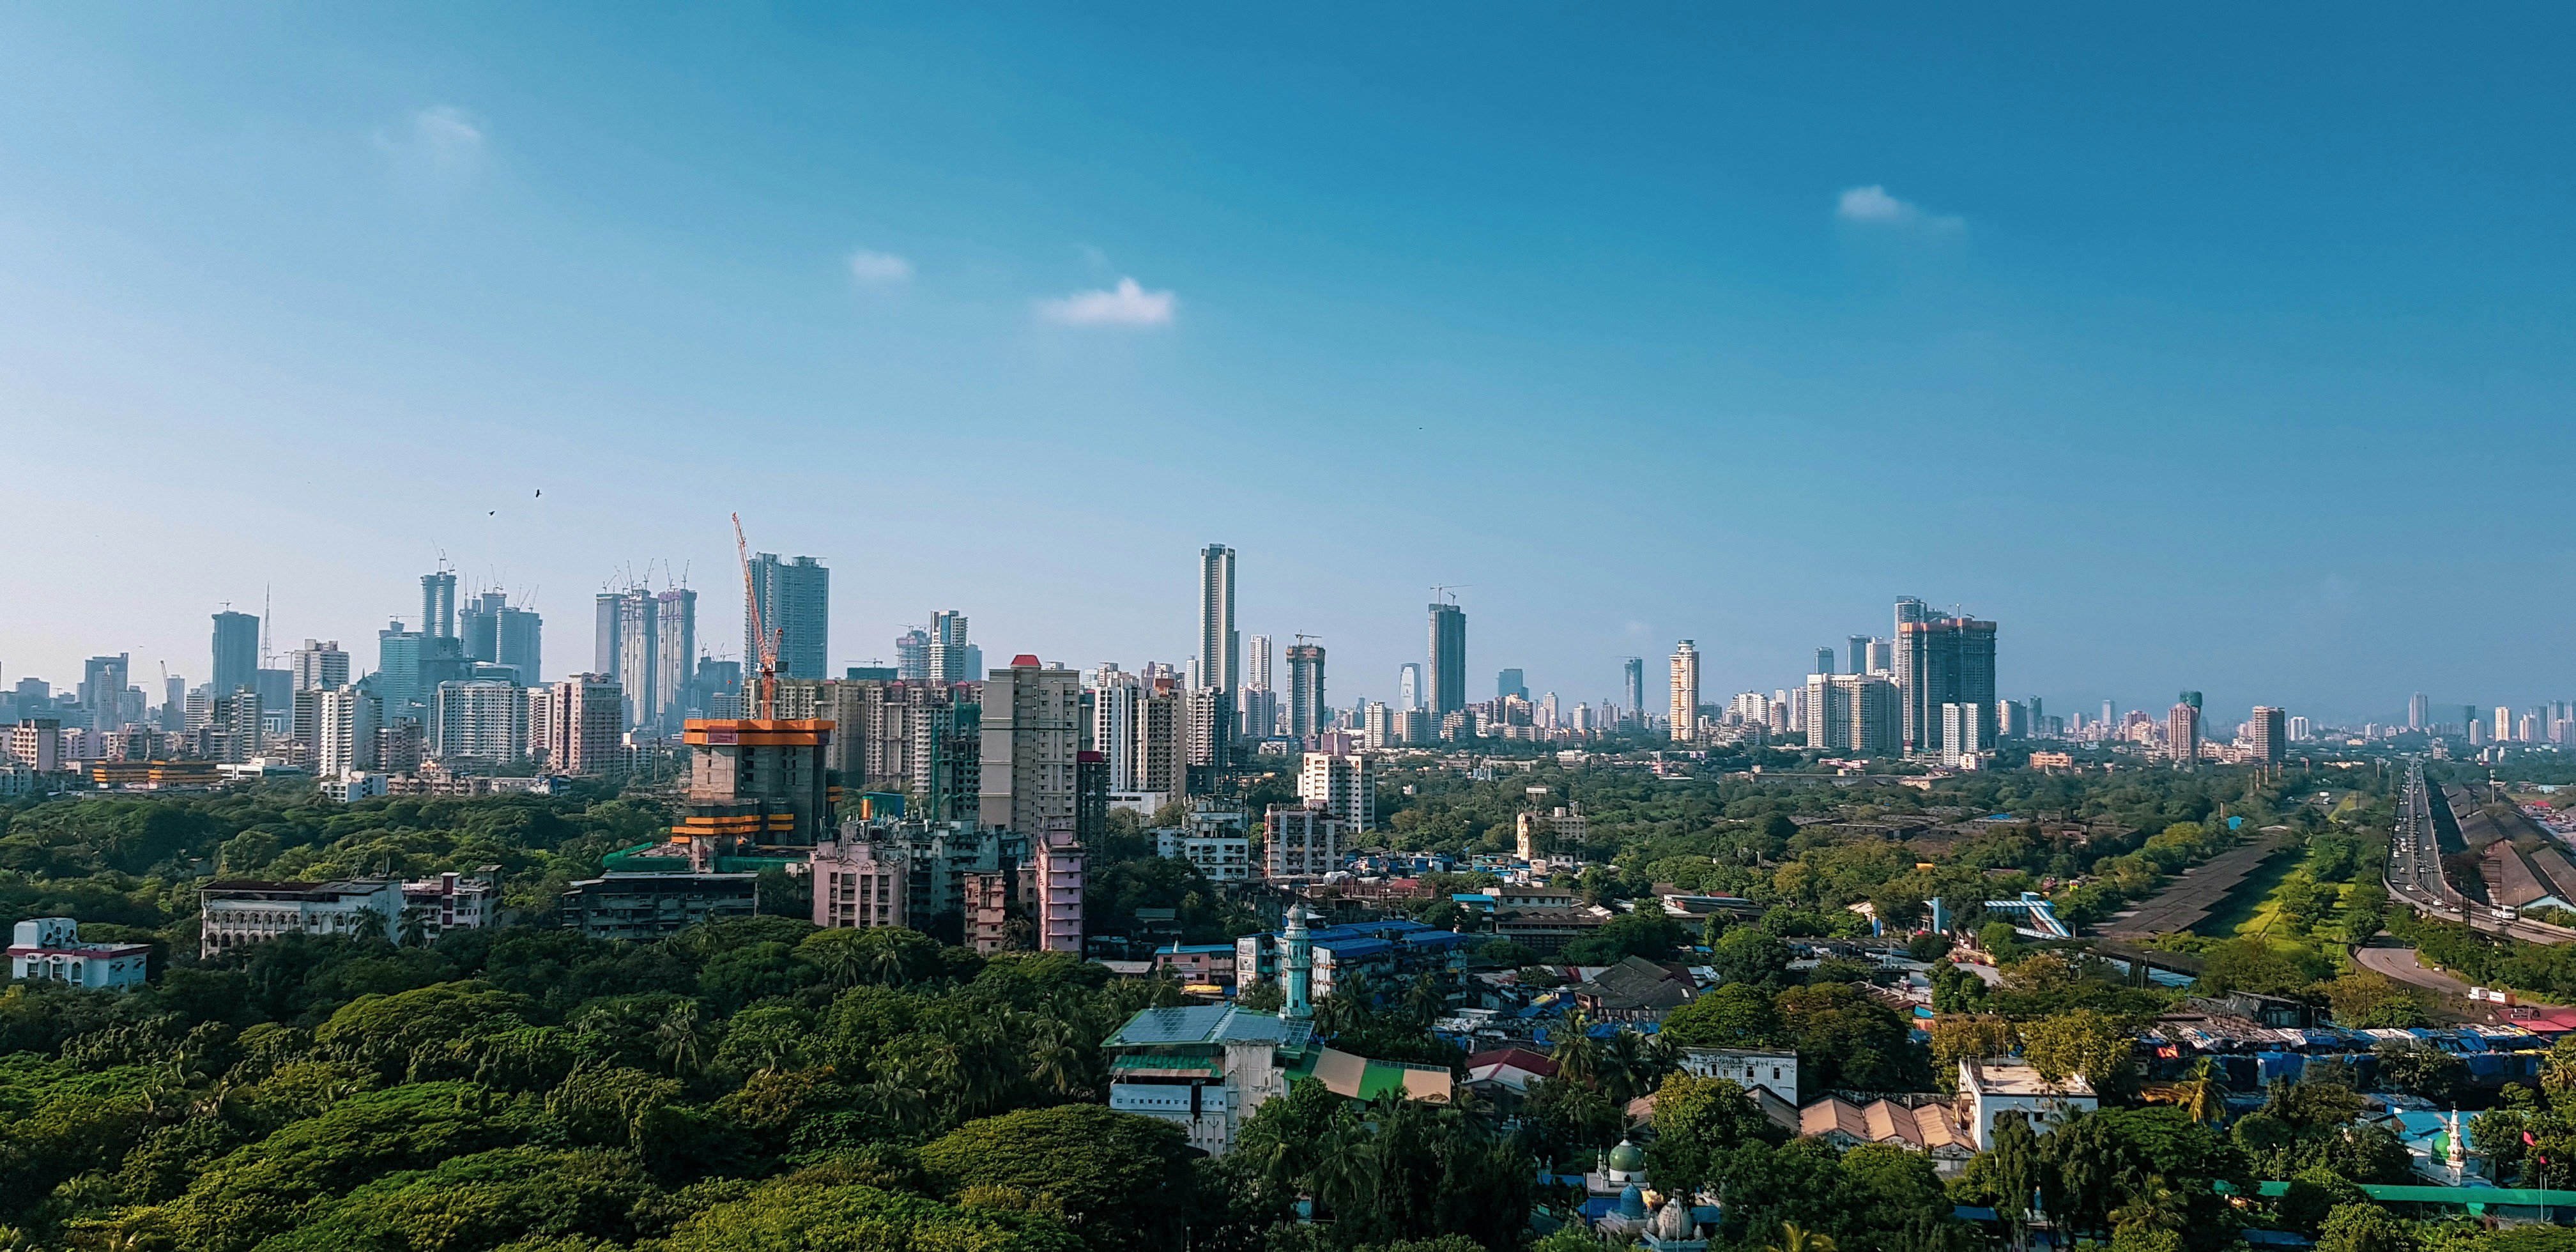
{"left": 2384, "top": 759, "right": 2576, "bottom": 945}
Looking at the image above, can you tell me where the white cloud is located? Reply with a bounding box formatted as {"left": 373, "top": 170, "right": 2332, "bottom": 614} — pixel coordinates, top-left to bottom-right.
{"left": 411, "top": 105, "right": 484, "bottom": 163}
{"left": 1036, "top": 277, "right": 1176, "bottom": 327}
{"left": 847, "top": 250, "right": 913, "bottom": 284}
{"left": 378, "top": 105, "right": 486, "bottom": 181}
{"left": 1836, "top": 185, "right": 1962, "bottom": 231}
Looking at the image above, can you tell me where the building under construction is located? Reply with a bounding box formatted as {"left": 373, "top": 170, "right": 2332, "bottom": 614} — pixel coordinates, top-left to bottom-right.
{"left": 672, "top": 717, "right": 838, "bottom": 847}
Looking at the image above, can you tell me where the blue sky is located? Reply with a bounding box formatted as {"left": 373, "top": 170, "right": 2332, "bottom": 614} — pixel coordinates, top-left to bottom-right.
{"left": 4, "top": 5, "right": 2574, "bottom": 726}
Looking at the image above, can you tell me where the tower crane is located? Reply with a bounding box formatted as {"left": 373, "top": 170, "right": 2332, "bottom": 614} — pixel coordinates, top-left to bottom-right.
{"left": 733, "top": 514, "right": 781, "bottom": 721}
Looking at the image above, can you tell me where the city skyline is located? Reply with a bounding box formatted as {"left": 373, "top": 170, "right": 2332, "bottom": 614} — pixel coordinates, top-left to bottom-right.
{"left": 0, "top": 545, "right": 2561, "bottom": 733}
{"left": 6, "top": 7, "right": 2576, "bottom": 723}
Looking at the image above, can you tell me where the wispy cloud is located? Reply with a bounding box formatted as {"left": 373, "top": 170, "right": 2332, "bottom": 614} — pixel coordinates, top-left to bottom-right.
{"left": 846, "top": 249, "right": 913, "bottom": 284}
{"left": 379, "top": 105, "right": 486, "bottom": 180}
{"left": 1836, "top": 185, "right": 1962, "bottom": 231}
{"left": 1036, "top": 277, "right": 1176, "bottom": 327}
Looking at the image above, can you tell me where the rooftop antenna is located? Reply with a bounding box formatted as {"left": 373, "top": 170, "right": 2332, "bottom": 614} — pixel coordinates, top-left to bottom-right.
{"left": 1430, "top": 584, "right": 1469, "bottom": 605}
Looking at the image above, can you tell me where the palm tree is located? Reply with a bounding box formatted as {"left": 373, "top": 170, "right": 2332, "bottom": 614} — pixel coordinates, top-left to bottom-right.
{"left": 2174, "top": 1057, "right": 2228, "bottom": 1125}
{"left": 1551, "top": 1007, "right": 1602, "bottom": 1089}
{"left": 1601, "top": 1027, "right": 1651, "bottom": 1103}
{"left": 1767, "top": 1222, "right": 1838, "bottom": 1252}
{"left": 654, "top": 1000, "right": 712, "bottom": 1076}
{"left": 1404, "top": 973, "right": 1446, "bottom": 1025}
{"left": 2110, "top": 1173, "right": 2185, "bottom": 1236}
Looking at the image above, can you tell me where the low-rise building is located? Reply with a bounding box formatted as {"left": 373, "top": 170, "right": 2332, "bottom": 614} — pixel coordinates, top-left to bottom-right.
{"left": 1491, "top": 905, "right": 1609, "bottom": 955}
{"left": 1155, "top": 829, "right": 1252, "bottom": 882}
{"left": 560, "top": 872, "right": 758, "bottom": 941}
{"left": 1678, "top": 1046, "right": 1798, "bottom": 1104}
{"left": 1570, "top": 954, "right": 1698, "bottom": 1021}
{"left": 1151, "top": 942, "right": 1238, "bottom": 987}
{"left": 1104, "top": 1004, "right": 1453, "bottom": 1156}
{"left": 9, "top": 918, "right": 150, "bottom": 991}
{"left": 1800, "top": 1095, "right": 1975, "bottom": 1176}
{"left": 812, "top": 837, "right": 909, "bottom": 930}
{"left": 1958, "top": 1057, "right": 2096, "bottom": 1149}
{"left": 401, "top": 869, "right": 501, "bottom": 940}
{"left": 319, "top": 770, "right": 388, "bottom": 802}
{"left": 1233, "top": 917, "right": 1473, "bottom": 1001}
{"left": 199, "top": 880, "right": 406, "bottom": 957}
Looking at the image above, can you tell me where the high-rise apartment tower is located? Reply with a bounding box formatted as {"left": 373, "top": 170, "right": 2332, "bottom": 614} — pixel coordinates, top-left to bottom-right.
{"left": 1199, "top": 545, "right": 1238, "bottom": 693}
{"left": 1669, "top": 640, "right": 1701, "bottom": 742}
{"left": 1427, "top": 602, "right": 1466, "bottom": 715}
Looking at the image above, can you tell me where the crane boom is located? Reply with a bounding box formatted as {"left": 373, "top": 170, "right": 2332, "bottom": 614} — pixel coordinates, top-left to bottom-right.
{"left": 733, "top": 513, "right": 779, "bottom": 721}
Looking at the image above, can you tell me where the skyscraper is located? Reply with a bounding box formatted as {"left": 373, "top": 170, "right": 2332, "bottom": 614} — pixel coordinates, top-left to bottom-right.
{"left": 432, "top": 680, "right": 529, "bottom": 765}
{"left": 1669, "top": 640, "right": 1700, "bottom": 742}
{"left": 1622, "top": 658, "right": 1645, "bottom": 724}
{"left": 79, "top": 655, "right": 130, "bottom": 731}
{"left": 1498, "top": 668, "right": 1526, "bottom": 701}
{"left": 613, "top": 590, "right": 658, "bottom": 730}
{"left": 211, "top": 611, "right": 260, "bottom": 697}
{"left": 1896, "top": 616, "right": 1997, "bottom": 757}
{"left": 536, "top": 675, "right": 625, "bottom": 776}
{"left": 2168, "top": 702, "right": 2201, "bottom": 765}
{"left": 1241, "top": 634, "right": 1276, "bottom": 741}
{"left": 1847, "top": 636, "right": 1870, "bottom": 675}
{"left": 1287, "top": 642, "right": 1326, "bottom": 740}
{"left": 1805, "top": 672, "right": 1899, "bottom": 756}
{"left": 460, "top": 592, "right": 542, "bottom": 685}
{"left": 1199, "top": 545, "right": 1238, "bottom": 694}
{"left": 2250, "top": 706, "right": 2286, "bottom": 764}
{"left": 1246, "top": 633, "right": 1273, "bottom": 690}
{"left": 420, "top": 570, "right": 458, "bottom": 639}
{"left": 1400, "top": 663, "right": 1424, "bottom": 711}
{"left": 746, "top": 553, "right": 829, "bottom": 680}
{"left": 1427, "top": 602, "right": 1466, "bottom": 715}
{"left": 290, "top": 639, "right": 350, "bottom": 691}
{"left": 928, "top": 611, "right": 970, "bottom": 683}
{"left": 979, "top": 656, "right": 1080, "bottom": 832}
{"left": 894, "top": 629, "right": 931, "bottom": 682}
{"left": 2409, "top": 692, "right": 2429, "bottom": 731}
{"left": 1940, "top": 702, "right": 1986, "bottom": 767}
{"left": 1813, "top": 648, "right": 1835, "bottom": 677}
{"left": 594, "top": 593, "right": 623, "bottom": 677}
{"left": 654, "top": 588, "right": 697, "bottom": 731}
{"left": 316, "top": 686, "right": 378, "bottom": 778}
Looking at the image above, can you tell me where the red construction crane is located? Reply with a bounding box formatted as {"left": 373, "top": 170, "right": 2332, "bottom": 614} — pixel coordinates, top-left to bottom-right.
{"left": 733, "top": 513, "right": 780, "bottom": 721}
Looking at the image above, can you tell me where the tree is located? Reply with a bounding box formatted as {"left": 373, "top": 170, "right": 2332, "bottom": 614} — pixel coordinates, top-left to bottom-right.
{"left": 661, "top": 1179, "right": 1079, "bottom": 1252}
{"left": 1660, "top": 983, "right": 1786, "bottom": 1050}
{"left": 2373, "top": 1043, "right": 2466, "bottom": 1105}
{"left": 2543, "top": 1036, "right": 2576, "bottom": 1108}
{"left": 1775, "top": 982, "right": 1929, "bottom": 1096}
{"left": 2314, "top": 1202, "right": 2411, "bottom": 1252}
{"left": 1926, "top": 1016, "right": 2015, "bottom": 1092}
{"left": 2018, "top": 1009, "right": 2134, "bottom": 1096}
{"left": 1711, "top": 927, "right": 1793, "bottom": 988}
{"left": 1644, "top": 1076, "right": 1782, "bottom": 1195}
{"left": 1765, "top": 1221, "right": 1837, "bottom": 1252}
{"left": 2326, "top": 972, "right": 2426, "bottom": 1028}
{"left": 1549, "top": 1008, "right": 1603, "bottom": 1090}
{"left": 917, "top": 1105, "right": 1197, "bottom": 1252}
{"left": 1561, "top": 912, "right": 1687, "bottom": 965}
{"left": 2171, "top": 1058, "right": 2228, "bottom": 1126}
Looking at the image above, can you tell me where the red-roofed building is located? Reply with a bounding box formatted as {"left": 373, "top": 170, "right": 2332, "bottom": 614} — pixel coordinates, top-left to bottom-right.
{"left": 1466, "top": 1047, "right": 1560, "bottom": 1094}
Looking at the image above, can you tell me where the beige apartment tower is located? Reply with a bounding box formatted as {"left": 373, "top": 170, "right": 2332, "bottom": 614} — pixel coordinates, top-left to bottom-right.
{"left": 1668, "top": 640, "right": 1701, "bottom": 743}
